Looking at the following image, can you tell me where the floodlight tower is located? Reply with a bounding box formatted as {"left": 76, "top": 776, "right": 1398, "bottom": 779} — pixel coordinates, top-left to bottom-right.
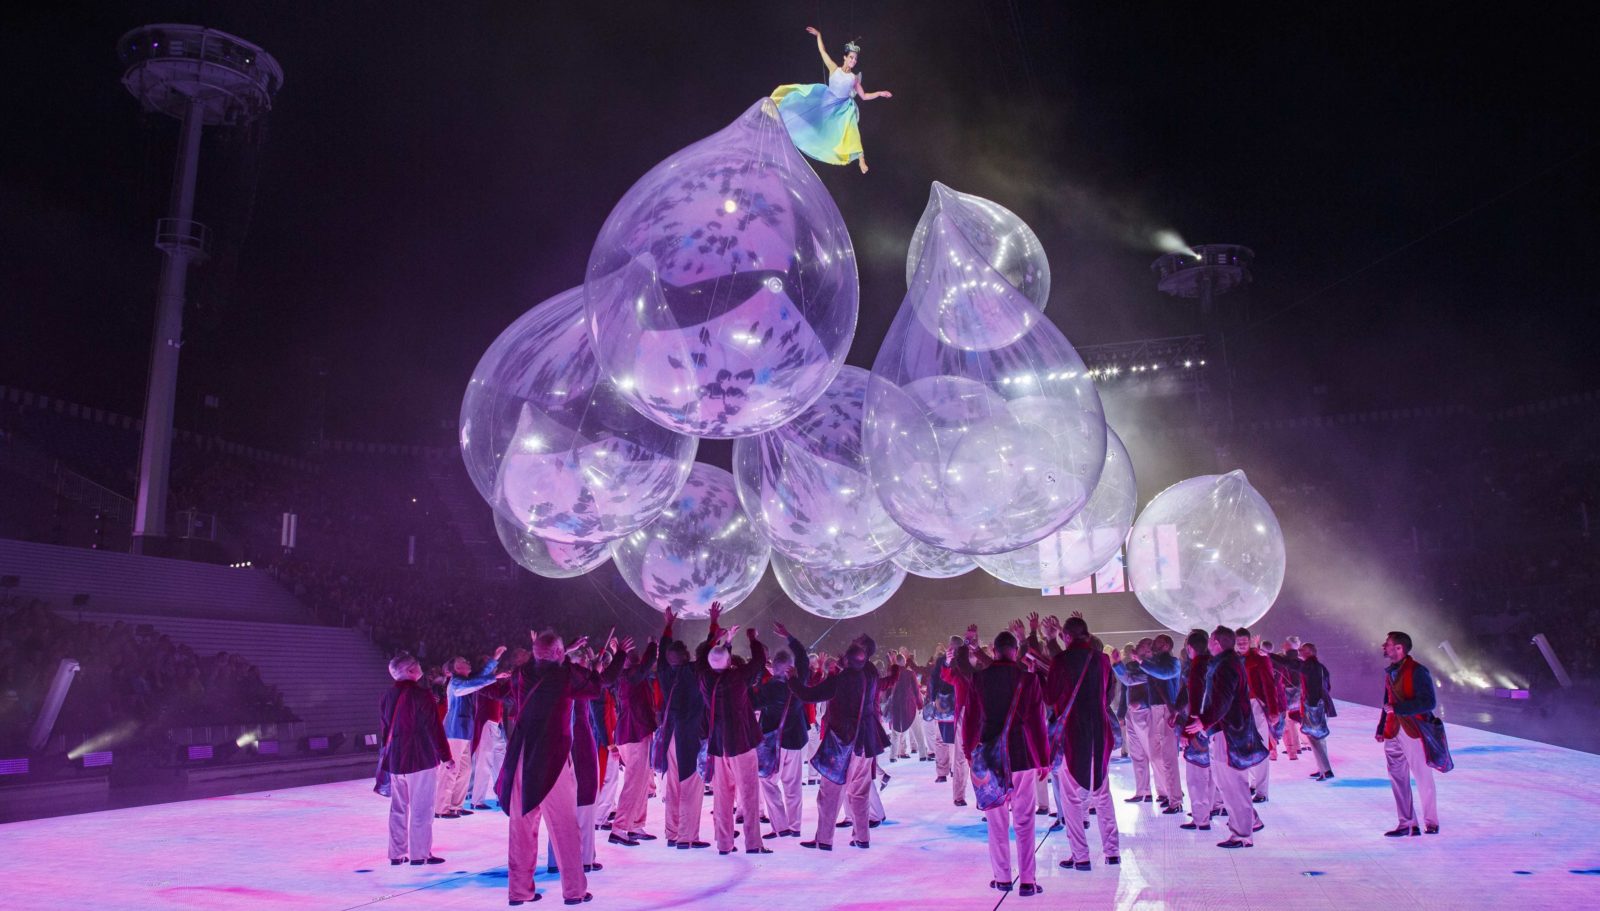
{"left": 118, "top": 25, "right": 283, "bottom": 554}
{"left": 1151, "top": 244, "right": 1254, "bottom": 463}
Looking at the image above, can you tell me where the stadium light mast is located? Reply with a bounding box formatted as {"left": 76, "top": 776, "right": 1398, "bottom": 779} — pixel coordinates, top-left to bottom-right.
{"left": 118, "top": 25, "right": 282, "bottom": 555}
{"left": 1151, "top": 244, "right": 1254, "bottom": 465}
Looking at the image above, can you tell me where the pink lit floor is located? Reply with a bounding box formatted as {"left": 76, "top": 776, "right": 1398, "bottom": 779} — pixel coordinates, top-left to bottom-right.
{"left": 4, "top": 702, "right": 1598, "bottom": 910}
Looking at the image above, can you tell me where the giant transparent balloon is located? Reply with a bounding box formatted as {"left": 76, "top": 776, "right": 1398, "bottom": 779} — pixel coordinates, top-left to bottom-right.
{"left": 864, "top": 199, "right": 1107, "bottom": 555}
{"left": 460, "top": 287, "right": 697, "bottom": 545}
{"left": 1126, "top": 470, "right": 1286, "bottom": 631}
{"left": 904, "top": 182, "right": 1050, "bottom": 351}
{"left": 892, "top": 537, "right": 978, "bottom": 579}
{"left": 585, "top": 98, "right": 858, "bottom": 439}
{"left": 771, "top": 551, "right": 906, "bottom": 620}
{"left": 978, "top": 426, "right": 1137, "bottom": 588}
{"left": 732, "top": 365, "right": 908, "bottom": 568}
{"left": 495, "top": 513, "right": 611, "bottom": 580}
{"left": 610, "top": 463, "right": 770, "bottom": 618}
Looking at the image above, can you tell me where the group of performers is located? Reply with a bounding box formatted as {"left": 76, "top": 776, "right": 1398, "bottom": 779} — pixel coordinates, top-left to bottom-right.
{"left": 376, "top": 608, "right": 1448, "bottom": 904}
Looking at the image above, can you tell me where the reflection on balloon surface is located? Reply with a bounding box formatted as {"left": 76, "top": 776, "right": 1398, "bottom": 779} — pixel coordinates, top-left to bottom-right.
{"left": 495, "top": 513, "right": 611, "bottom": 579}
{"left": 585, "top": 99, "right": 857, "bottom": 438}
{"left": 771, "top": 551, "right": 906, "bottom": 620}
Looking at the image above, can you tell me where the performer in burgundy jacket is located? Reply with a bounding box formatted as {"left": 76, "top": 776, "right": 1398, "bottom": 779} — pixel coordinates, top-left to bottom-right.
{"left": 497, "top": 630, "right": 608, "bottom": 907}
{"left": 784, "top": 624, "right": 889, "bottom": 851}
{"left": 754, "top": 645, "right": 810, "bottom": 839}
{"left": 1376, "top": 630, "right": 1441, "bottom": 837}
{"left": 1298, "top": 642, "right": 1337, "bottom": 781}
{"left": 655, "top": 606, "right": 710, "bottom": 850}
{"left": 1186, "top": 626, "right": 1266, "bottom": 849}
{"left": 951, "top": 619, "right": 1049, "bottom": 897}
{"left": 379, "top": 653, "right": 453, "bottom": 866}
{"left": 1043, "top": 613, "right": 1120, "bottom": 871}
{"left": 883, "top": 649, "right": 923, "bottom": 760}
{"left": 605, "top": 637, "right": 658, "bottom": 845}
{"left": 1237, "top": 628, "right": 1285, "bottom": 804}
{"left": 695, "top": 602, "right": 770, "bottom": 855}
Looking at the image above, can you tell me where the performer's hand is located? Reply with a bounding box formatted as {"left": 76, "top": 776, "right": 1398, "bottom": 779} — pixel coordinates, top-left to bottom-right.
{"left": 620, "top": 636, "right": 635, "bottom": 655}
{"left": 708, "top": 601, "right": 722, "bottom": 625}
{"left": 772, "top": 621, "right": 790, "bottom": 640}
{"left": 1027, "top": 611, "right": 1040, "bottom": 631}
{"left": 1374, "top": 733, "right": 1385, "bottom": 743}
{"left": 492, "top": 645, "right": 508, "bottom": 660}
{"left": 805, "top": 26, "right": 820, "bottom": 37}
{"left": 567, "top": 635, "right": 589, "bottom": 654}
{"left": 495, "top": 671, "right": 512, "bottom": 679}
{"left": 1183, "top": 721, "right": 1202, "bottom": 736}
{"left": 1070, "top": 610, "right": 1084, "bottom": 620}
{"left": 746, "top": 625, "right": 758, "bottom": 641}
{"left": 878, "top": 91, "right": 893, "bottom": 99}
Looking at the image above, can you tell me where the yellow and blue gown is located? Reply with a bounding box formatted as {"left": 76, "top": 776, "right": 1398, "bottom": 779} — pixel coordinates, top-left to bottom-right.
{"left": 770, "top": 67, "right": 864, "bottom": 166}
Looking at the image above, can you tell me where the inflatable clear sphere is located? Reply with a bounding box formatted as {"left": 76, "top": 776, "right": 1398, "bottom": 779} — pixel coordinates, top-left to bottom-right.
{"left": 460, "top": 286, "right": 697, "bottom": 545}
{"left": 771, "top": 551, "right": 906, "bottom": 620}
{"left": 731, "top": 365, "right": 909, "bottom": 568}
{"left": 584, "top": 98, "right": 858, "bottom": 439}
{"left": 892, "top": 537, "right": 978, "bottom": 579}
{"left": 903, "top": 182, "right": 1051, "bottom": 352}
{"left": 864, "top": 222, "right": 1107, "bottom": 554}
{"left": 609, "top": 463, "right": 771, "bottom": 618}
{"left": 1127, "top": 470, "right": 1286, "bottom": 631}
{"left": 494, "top": 513, "right": 610, "bottom": 580}
{"left": 978, "top": 426, "right": 1137, "bottom": 589}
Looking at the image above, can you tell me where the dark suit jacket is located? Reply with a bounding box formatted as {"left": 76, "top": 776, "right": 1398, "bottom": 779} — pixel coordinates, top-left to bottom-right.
{"left": 379, "top": 680, "right": 451, "bottom": 776}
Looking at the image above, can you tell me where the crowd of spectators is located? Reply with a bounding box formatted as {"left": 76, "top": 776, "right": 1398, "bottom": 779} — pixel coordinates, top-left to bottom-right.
{"left": 0, "top": 596, "right": 297, "bottom": 755}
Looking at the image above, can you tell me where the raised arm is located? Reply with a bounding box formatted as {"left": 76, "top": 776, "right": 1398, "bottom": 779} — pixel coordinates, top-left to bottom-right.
{"left": 805, "top": 26, "right": 839, "bottom": 74}
{"left": 853, "top": 74, "right": 892, "bottom": 101}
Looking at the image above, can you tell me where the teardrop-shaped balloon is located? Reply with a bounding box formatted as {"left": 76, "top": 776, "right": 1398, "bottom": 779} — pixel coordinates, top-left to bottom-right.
{"left": 903, "top": 182, "right": 1050, "bottom": 351}
{"left": 494, "top": 513, "right": 611, "bottom": 579}
{"left": 585, "top": 98, "right": 858, "bottom": 438}
{"left": 732, "top": 365, "right": 909, "bottom": 568}
{"left": 771, "top": 551, "right": 906, "bottom": 620}
{"left": 460, "top": 287, "right": 697, "bottom": 544}
{"left": 610, "top": 463, "right": 771, "bottom": 618}
{"left": 978, "top": 426, "right": 1137, "bottom": 588}
{"left": 864, "top": 224, "right": 1107, "bottom": 554}
{"left": 1126, "top": 470, "right": 1286, "bottom": 631}
{"left": 892, "top": 537, "right": 978, "bottom": 579}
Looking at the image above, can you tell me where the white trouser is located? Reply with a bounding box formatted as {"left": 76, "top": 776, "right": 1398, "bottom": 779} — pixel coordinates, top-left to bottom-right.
{"left": 1248, "top": 699, "right": 1271, "bottom": 798}
{"left": 435, "top": 738, "right": 472, "bottom": 812}
{"left": 387, "top": 766, "right": 438, "bottom": 861}
{"left": 868, "top": 760, "right": 886, "bottom": 821}
{"left": 468, "top": 721, "right": 506, "bottom": 806}
{"left": 1211, "top": 732, "right": 1260, "bottom": 842}
{"left": 594, "top": 748, "right": 622, "bottom": 824}
{"left": 1123, "top": 703, "right": 1153, "bottom": 797}
{"left": 1385, "top": 732, "right": 1438, "bottom": 828}
{"left": 1058, "top": 765, "right": 1120, "bottom": 863}
{"left": 1148, "top": 705, "right": 1183, "bottom": 804}
{"left": 760, "top": 746, "right": 804, "bottom": 834}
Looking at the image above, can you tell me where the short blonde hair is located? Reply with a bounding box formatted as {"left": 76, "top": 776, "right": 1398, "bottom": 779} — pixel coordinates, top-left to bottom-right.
{"left": 388, "top": 654, "right": 419, "bottom": 680}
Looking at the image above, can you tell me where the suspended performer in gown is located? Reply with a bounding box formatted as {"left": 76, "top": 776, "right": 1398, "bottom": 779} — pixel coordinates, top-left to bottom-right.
{"left": 772, "top": 27, "right": 893, "bottom": 174}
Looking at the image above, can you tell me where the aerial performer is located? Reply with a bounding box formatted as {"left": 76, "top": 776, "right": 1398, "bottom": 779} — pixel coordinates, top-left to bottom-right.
{"left": 772, "top": 27, "right": 893, "bottom": 174}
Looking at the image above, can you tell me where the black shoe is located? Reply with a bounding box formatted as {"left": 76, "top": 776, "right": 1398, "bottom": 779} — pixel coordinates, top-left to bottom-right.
{"left": 1162, "top": 805, "right": 1184, "bottom": 815}
{"left": 1425, "top": 825, "right": 1440, "bottom": 835}
{"left": 546, "top": 865, "right": 558, "bottom": 874}
{"left": 1123, "top": 795, "right": 1146, "bottom": 804}
{"left": 1062, "top": 859, "right": 1091, "bottom": 871}
{"left": 472, "top": 802, "right": 492, "bottom": 810}
{"left": 1019, "top": 883, "right": 1043, "bottom": 897}
{"left": 632, "top": 832, "right": 657, "bottom": 841}
{"left": 1106, "top": 855, "right": 1120, "bottom": 865}
{"left": 1309, "top": 772, "right": 1325, "bottom": 779}
{"left": 849, "top": 839, "right": 870, "bottom": 849}
{"left": 868, "top": 819, "right": 881, "bottom": 828}
{"left": 746, "top": 846, "right": 773, "bottom": 854}
{"left": 1036, "top": 807, "right": 1050, "bottom": 815}
{"left": 607, "top": 833, "right": 638, "bottom": 847}
{"left": 689, "top": 841, "right": 710, "bottom": 849}
{"left": 1144, "top": 795, "right": 1154, "bottom": 802}
{"left": 1217, "top": 838, "right": 1251, "bottom": 849}
{"left": 991, "top": 880, "right": 1014, "bottom": 892}
{"left": 583, "top": 863, "right": 602, "bottom": 873}
{"left": 390, "top": 858, "right": 407, "bottom": 865}
{"left": 562, "top": 895, "right": 592, "bottom": 906}
{"left": 799, "top": 840, "right": 832, "bottom": 851}
{"left": 935, "top": 776, "right": 948, "bottom": 783}
{"left": 675, "top": 843, "right": 691, "bottom": 850}
{"left": 435, "top": 812, "right": 458, "bottom": 819}
{"left": 1253, "top": 821, "right": 1265, "bottom": 832}
{"left": 508, "top": 897, "right": 542, "bottom": 906}
{"left": 1384, "top": 826, "right": 1420, "bottom": 837}
{"left": 783, "top": 829, "right": 801, "bottom": 837}
{"left": 763, "top": 830, "right": 780, "bottom": 840}
{"left": 837, "top": 820, "right": 851, "bottom": 828}
{"left": 410, "top": 856, "right": 446, "bottom": 865}
{"left": 719, "top": 850, "right": 733, "bottom": 855}
{"left": 1252, "top": 794, "right": 1268, "bottom": 804}
{"left": 597, "top": 823, "right": 611, "bottom": 831}
{"left": 953, "top": 798, "right": 967, "bottom": 807}
{"left": 1323, "top": 772, "right": 1335, "bottom": 780}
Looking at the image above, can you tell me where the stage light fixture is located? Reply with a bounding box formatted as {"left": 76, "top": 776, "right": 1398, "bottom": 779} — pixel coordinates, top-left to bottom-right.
{"left": 81, "top": 751, "right": 113, "bottom": 768}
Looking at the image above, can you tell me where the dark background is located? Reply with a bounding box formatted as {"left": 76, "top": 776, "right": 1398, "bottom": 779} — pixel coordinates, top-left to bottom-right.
{"left": 3, "top": 2, "right": 1595, "bottom": 450}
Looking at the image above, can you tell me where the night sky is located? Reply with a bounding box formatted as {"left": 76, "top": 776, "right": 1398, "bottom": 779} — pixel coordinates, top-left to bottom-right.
{"left": 3, "top": 2, "right": 1595, "bottom": 450}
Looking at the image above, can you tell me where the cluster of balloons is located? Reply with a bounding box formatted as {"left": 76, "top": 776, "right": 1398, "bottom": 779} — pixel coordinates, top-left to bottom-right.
{"left": 461, "top": 99, "right": 1286, "bottom": 627}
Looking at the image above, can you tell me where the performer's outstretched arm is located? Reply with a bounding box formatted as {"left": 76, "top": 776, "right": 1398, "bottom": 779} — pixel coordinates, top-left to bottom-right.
{"left": 805, "top": 26, "right": 839, "bottom": 74}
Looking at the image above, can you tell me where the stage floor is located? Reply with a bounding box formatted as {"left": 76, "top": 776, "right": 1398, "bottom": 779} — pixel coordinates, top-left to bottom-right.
{"left": 4, "top": 701, "right": 1598, "bottom": 910}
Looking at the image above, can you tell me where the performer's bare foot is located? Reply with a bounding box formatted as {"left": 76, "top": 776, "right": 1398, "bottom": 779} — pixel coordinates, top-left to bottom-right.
{"left": 859, "top": 157, "right": 869, "bottom": 174}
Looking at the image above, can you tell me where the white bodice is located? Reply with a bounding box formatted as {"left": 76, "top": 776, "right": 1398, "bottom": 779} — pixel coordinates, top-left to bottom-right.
{"left": 827, "top": 67, "right": 857, "bottom": 99}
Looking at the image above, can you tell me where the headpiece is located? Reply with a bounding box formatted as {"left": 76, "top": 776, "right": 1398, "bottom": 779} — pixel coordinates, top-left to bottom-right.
{"left": 844, "top": 40, "right": 861, "bottom": 55}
